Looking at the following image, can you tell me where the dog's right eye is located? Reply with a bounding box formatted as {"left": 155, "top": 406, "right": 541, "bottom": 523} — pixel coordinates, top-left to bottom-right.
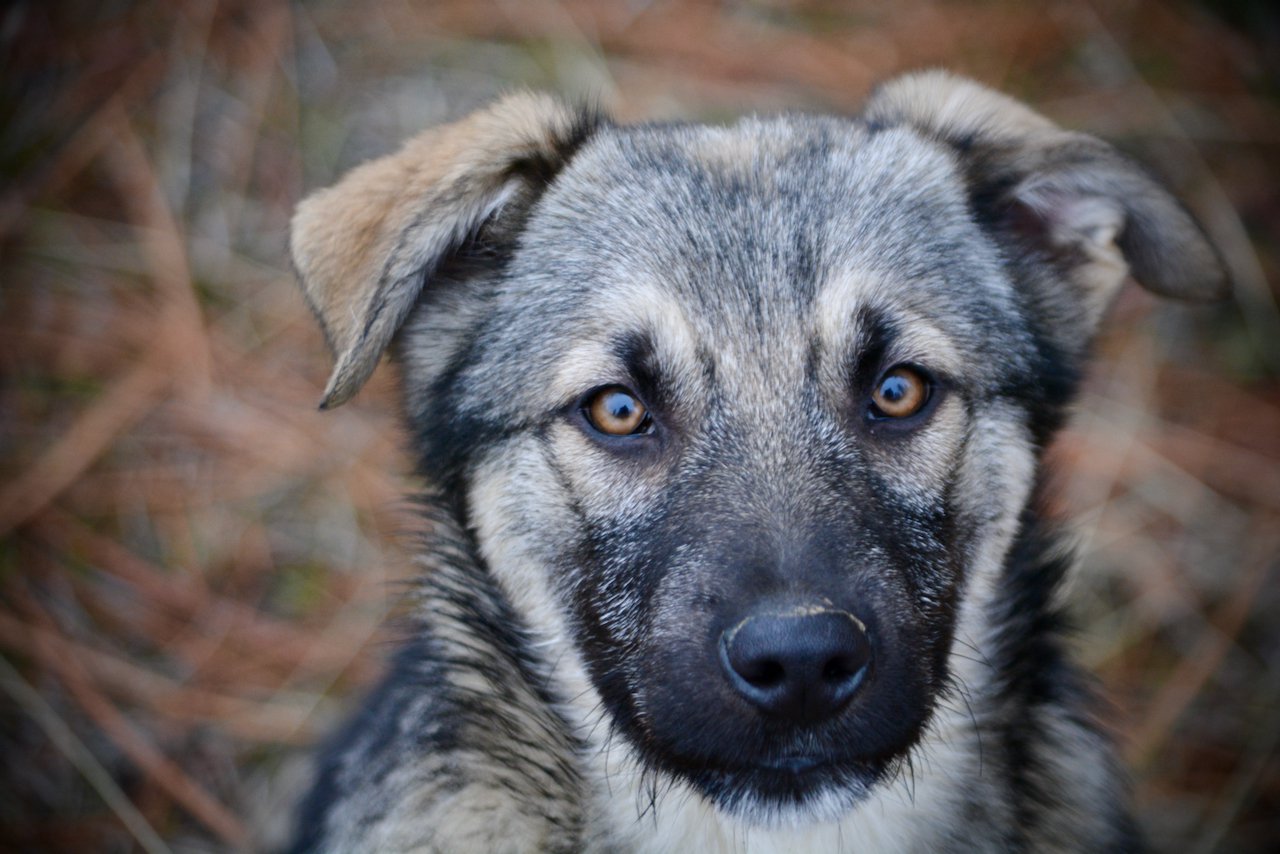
{"left": 583, "top": 386, "right": 652, "bottom": 437}
{"left": 869, "top": 366, "right": 931, "bottom": 420}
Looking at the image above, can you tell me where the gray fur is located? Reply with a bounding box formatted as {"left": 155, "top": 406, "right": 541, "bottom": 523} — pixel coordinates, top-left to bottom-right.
{"left": 287, "top": 72, "right": 1224, "bottom": 853}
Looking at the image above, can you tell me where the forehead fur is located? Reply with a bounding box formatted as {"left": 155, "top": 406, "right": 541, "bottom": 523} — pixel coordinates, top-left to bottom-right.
{"left": 463, "top": 115, "right": 1036, "bottom": 411}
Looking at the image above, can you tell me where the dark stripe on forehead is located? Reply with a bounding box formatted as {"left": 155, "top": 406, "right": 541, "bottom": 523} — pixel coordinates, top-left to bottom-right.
{"left": 849, "top": 306, "right": 896, "bottom": 385}
{"left": 611, "top": 330, "right": 666, "bottom": 413}
{"left": 607, "top": 320, "right": 717, "bottom": 421}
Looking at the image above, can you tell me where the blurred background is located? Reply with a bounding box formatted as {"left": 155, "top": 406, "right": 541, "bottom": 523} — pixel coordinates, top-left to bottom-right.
{"left": 1, "top": 0, "right": 1277, "bottom": 850}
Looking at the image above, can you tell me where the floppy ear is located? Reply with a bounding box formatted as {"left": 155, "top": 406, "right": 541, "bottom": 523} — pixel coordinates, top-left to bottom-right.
{"left": 290, "top": 93, "right": 600, "bottom": 409}
{"left": 863, "top": 71, "right": 1227, "bottom": 330}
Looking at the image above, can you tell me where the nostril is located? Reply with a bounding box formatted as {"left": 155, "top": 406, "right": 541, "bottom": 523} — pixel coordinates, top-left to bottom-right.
{"left": 823, "top": 655, "right": 860, "bottom": 682}
{"left": 739, "top": 658, "right": 785, "bottom": 688}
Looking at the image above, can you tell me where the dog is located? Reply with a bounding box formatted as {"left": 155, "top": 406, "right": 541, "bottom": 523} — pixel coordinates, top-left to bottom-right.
{"left": 284, "top": 72, "right": 1225, "bottom": 852}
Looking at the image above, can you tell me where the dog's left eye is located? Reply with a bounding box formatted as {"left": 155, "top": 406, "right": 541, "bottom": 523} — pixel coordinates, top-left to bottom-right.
{"left": 583, "top": 386, "right": 652, "bottom": 437}
{"left": 869, "top": 366, "right": 930, "bottom": 420}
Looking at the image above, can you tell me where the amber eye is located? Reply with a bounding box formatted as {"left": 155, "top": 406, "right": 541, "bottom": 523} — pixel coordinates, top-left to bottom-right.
{"left": 584, "top": 386, "right": 651, "bottom": 436}
{"left": 870, "top": 366, "right": 929, "bottom": 419}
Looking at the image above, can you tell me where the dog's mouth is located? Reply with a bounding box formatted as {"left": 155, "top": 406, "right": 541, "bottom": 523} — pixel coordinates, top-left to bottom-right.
{"left": 670, "top": 749, "right": 888, "bottom": 825}
{"left": 763, "top": 753, "right": 827, "bottom": 773}
{"left": 634, "top": 726, "right": 896, "bottom": 819}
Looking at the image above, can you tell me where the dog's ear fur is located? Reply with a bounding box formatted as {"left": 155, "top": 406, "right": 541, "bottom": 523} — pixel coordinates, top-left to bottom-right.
{"left": 291, "top": 93, "right": 599, "bottom": 409}
{"left": 864, "top": 71, "right": 1228, "bottom": 329}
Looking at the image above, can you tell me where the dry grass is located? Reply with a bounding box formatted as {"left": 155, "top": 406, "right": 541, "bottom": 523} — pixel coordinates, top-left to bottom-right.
{"left": 1, "top": 1, "right": 1276, "bottom": 850}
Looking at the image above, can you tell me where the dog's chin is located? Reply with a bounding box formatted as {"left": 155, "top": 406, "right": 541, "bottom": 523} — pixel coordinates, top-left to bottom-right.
{"left": 615, "top": 686, "right": 931, "bottom": 829}
{"left": 687, "top": 760, "right": 883, "bottom": 828}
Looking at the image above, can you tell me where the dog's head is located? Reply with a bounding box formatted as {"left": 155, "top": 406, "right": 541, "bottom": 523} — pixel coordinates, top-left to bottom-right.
{"left": 292, "top": 73, "right": 1224, "bottom": 824}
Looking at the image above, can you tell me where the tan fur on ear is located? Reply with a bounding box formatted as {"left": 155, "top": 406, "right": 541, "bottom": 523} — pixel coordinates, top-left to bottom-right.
{"left": 291, "top": 93, "right": 591, "bottom": 409}
{"left": 865, "top": 70, "right": 1057, "bottom": 144}
{"left": 865, "top": 71, "right": 1228, "bottom": 317}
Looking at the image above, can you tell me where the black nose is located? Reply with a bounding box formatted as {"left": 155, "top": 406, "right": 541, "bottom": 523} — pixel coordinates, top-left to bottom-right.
{"left": 720, "top": 609, "right": 871, "bottom": 724}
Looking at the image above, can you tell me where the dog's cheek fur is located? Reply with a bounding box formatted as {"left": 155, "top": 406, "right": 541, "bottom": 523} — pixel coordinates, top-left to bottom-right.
{"left": 466, "top": 438, "right": 590, "bottom": 651}
{"left": 460, "top": 424, "right": 672, "bottom": 703}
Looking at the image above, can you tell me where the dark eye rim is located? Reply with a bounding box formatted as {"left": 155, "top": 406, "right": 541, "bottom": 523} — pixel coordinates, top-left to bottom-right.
{"left": 576, "top": 384, "right": 657, "bottom": 440}
{"left": 865, "top": 364, "right": 939, "bottom": 427}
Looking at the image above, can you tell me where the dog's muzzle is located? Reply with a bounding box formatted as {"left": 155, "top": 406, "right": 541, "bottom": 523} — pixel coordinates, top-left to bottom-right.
{"left": 719, "top": 607, "right": 871, "bottom": 725}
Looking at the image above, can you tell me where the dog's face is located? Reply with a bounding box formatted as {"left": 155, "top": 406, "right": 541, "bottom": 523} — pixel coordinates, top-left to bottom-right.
{"left": 291, "top": 75, "right": 1224, "bottom": 824}
{"left": 406, "top": 119, "right": 1047, "bottom": 817}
